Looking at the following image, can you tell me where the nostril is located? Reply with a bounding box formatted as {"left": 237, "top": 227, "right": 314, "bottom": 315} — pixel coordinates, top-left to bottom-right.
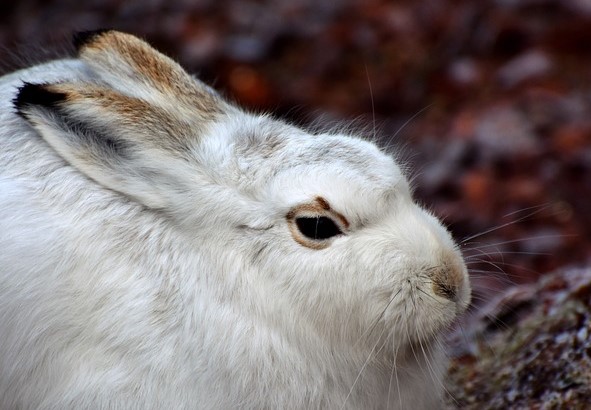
{"left": 432, "top": 280, "right": 457, "bottom": 301}
{"left": 430, "top": 265, "right": 461, "bottom": 302}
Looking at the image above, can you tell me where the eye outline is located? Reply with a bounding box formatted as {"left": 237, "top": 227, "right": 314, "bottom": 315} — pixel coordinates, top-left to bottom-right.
{"left": 286, "top": 197, "right": 348, "bottom": 250}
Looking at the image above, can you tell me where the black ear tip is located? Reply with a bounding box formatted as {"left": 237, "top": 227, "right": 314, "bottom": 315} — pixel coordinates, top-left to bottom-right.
{"left": 73, "top": 29, "right": 114, "bottom": 50}
{"left": 13, "top": 82, "right": 67, "bottom": 116}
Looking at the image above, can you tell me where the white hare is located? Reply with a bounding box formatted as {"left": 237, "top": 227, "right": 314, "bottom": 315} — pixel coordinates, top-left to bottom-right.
{"left": 0, "top": 30, "right": 470, "bottom": 409}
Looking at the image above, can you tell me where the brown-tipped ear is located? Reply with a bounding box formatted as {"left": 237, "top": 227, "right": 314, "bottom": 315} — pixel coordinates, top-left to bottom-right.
{"left": 74, "top": 30, "right": 226, "bottom": 118}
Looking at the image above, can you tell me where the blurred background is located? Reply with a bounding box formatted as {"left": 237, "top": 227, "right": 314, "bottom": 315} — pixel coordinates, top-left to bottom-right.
{"left": 2, "top": 0, "right": 591, "bottom": 307}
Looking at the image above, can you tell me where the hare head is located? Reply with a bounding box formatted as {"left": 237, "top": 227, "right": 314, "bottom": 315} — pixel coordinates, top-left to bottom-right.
{"left": 9, "top": 30, "right": 470, "bottom": 408}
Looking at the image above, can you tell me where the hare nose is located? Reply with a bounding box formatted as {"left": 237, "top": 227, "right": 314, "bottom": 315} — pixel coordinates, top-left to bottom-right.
{"left": 430, "top": 265, "right": 463, "bottom": 302}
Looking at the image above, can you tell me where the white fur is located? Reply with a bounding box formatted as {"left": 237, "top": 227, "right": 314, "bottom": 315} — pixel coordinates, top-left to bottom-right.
{"left": 0, "top": 33, "right": 470, "bottom": 409}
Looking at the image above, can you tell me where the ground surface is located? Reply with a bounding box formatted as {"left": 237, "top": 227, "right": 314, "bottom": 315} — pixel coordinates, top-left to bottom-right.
{"left": 446, "top": 267, "right": 591, "bottom": 409}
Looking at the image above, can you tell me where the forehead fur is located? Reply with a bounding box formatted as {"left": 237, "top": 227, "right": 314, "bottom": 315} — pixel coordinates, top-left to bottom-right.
{"left": 228, "top": 115, "right": 406, "bottom": 215}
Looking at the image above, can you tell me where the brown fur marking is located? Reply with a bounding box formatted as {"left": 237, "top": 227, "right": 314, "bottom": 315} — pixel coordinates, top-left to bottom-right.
{"left": 46, "top": 83, "right": 196, "bottom": 151}
{"left": 77, "top": 31, "right": 224, "bottom": 117}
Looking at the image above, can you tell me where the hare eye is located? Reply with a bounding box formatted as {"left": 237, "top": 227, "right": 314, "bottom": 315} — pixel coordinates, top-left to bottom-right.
{"left": 295, "top": 216, "right": 342, "bottom": 240}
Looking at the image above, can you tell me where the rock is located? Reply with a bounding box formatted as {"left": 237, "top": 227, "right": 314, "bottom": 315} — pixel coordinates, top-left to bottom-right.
{"left": 446, "top": 268, "right": 591, "bottom": 409}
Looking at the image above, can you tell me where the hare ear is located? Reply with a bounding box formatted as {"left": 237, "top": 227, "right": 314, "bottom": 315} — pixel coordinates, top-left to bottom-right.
{"left": 73, "top": 30, "right": 226, "bottom": 119}
{"left": 14, "top": 82, "right": 198, "bottom": 209}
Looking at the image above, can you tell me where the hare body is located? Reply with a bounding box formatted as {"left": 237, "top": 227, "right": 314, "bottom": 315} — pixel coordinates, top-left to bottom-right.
{"left": 0, "top": 32, "right": 469, "bottom": 409}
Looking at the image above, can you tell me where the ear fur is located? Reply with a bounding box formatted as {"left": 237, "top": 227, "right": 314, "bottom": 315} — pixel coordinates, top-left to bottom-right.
{"left": 14, "top": 84, "right": 197, "bottom": 209}
{"left": 73, "top": 30, "right": 226, "bottom": 119}
{"left": 13, "top": 31, "right": 241, "bottom": 211}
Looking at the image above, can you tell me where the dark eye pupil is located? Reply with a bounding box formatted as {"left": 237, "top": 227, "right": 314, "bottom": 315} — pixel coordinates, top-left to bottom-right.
{"left": 295, "top": 217, "right": 342, "bottom": 240}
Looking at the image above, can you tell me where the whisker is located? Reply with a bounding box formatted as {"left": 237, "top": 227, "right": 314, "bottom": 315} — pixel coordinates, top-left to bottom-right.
{"left": 364, "top": 64, "right": 376, "bottom": 144}
{"left": 464, "top": 250, "right": 553, "bottom": 262}
{"left": 467, "top": 272, "right": 515, "bottom": 285}
{"left": 468, "top": 258, "right": 508, "bottom": 276}
{"left": 420, "top": 334, "right": 455, "bottom": 407}
{"left": 500, "top": 203, "right": 551, "bottom": 218}
{"left": 354, "top": 288, "right": 402, "bottom": 348}
{"left": 459, "top": 205, "right": 555, "bottom": 244}
{"left": 462, "top": 234, "right": 574, "bottom": 253}
{"left": 416, "top": 287, "right": 442, "bottom": 305}
{"left": 340, "top": 325, "right": 388, "bottom": 409}
{"left": 387, "top": 343, "right": 403, "bottom": 410}
{"left": 390, "top": 104, "right": 434, "bottom": 143}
